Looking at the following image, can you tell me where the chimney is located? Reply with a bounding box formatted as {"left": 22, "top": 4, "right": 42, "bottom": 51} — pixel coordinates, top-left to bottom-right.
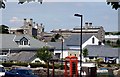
{"left": 85, "top": 22, "right": 88, "bottom": 26}
{"left": 36, "top": 23, "right": 39, "bottom": 26}
{"left": 40, "top": 23, "right": 43, "bottom": 27}
{"left": 24, "top": 18, "right": 27, "bottom": 26}
{"left": 85, "top": 22, "right": 88, "bottom": 29}
{"left": 30, "top": 18, "right": 33, "bottom": 25}
{"left": 89, "top": 23, "right": 92, "bottom": 27}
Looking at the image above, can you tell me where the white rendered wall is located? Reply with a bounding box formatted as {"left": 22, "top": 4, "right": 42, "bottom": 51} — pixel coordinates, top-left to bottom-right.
{"left": 67, "top": 35, "right": 104, "bottom": 50}
{"left": 54, "top": 50, "right": 68, "bottom": 59}
{"left": 82, "top": 35, "right": 104, "bottom": 48}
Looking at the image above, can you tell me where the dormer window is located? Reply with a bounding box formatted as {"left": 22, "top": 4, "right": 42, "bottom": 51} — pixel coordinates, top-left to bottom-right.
{"left": 92, "top": 37, "right": 95, "bottom": 44}
{"left": 20, "top": 37, "right": 29, "bottom": 45}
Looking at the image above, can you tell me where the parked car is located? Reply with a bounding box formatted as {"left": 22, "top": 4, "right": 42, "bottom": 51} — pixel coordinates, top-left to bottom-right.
{"left": 4, "top": 68, "right": 38, "bottom": 77}
{"left": 0, "top": 65, "right": 5, "bottom": 77}
{"left": 97, "top": 68, "right": 108, "bottom": 73}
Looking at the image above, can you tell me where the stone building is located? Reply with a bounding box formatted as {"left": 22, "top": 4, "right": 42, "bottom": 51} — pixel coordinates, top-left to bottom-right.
{"left": 9, "top": 18, "right": 44, "bottom": 39}
{"left": 51, "top": 22, "right": 105, "bottom": 41}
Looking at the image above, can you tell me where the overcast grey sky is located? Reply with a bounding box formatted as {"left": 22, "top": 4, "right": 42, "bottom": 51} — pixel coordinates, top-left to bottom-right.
{"left": 1, "top": 1, "right": 118, "bottom": 32}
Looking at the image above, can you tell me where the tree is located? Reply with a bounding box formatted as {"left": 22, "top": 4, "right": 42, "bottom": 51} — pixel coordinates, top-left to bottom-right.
{"left": 36, "top": 46, "right": 52, "bottom": 63}
{"left": 83, "top": 48, "right": 88, "bottom": 62}
{"left": 51, "top": 38, "right": 56, "bottom": 42}
{"left": 106, "top": 40, "right": 111, "bottom": 44}
{"left": 0, "top": 0, "right": 43, "bottom": 9}
{"left": 0, "top": 25, "right": 9, "bottom": 34}
{"left": 54, "top": 33, "right": 61, "bottom": 40}
{"left": 102, "top": 40, "right": 106, "bottom": 44}
{"left": 83, "top": 48, "right": 88, "bottom": 57}
{"left": 1, "top": 0, "right": 120, "bottom": 10}
{"left": 107, "top": 0, "right": 120, "bottom": 10}
{"left": 0, "top": 0, "right": 5, "bottom": 9}
{"left": 50, "top": 34, "right": 62, "bottom": 42}
{"left": 116, "top": 39, "right": 120, "bottom": 46}
{"left": 18, "top": 0, "right": 43, "bottom": 4}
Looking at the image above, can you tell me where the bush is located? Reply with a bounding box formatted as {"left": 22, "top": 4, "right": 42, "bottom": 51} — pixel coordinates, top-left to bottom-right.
{"left": 29, "top": 63, "right": 42, "bottom": 68}
{"left": 2, "top": 62, "right": 13, "bottom": 67}
{"left": 54, "top": 64, "right": 60, "bottom": 69}
{"left": 15, "top": 62, "right": 28, "bottom": 67}
{"left": 2, "top": 62, "right": 28, "bottom": 67}
{"left": 30, "top": 63, "right": 48, "bottom": 68}
{"left": 2, "top": 62, "right": 69, "bottom": 70}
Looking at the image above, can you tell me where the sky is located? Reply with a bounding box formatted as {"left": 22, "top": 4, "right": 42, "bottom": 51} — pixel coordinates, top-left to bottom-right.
{"left": 0, "top": 1, "right": 118, "bottom": 32}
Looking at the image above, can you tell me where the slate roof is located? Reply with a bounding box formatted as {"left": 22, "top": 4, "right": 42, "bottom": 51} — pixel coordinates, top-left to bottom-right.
{"left": 47, "top": 42, "right": 69, "bottom": 50}
{"left": 84, "top": 45, "right": 119, "bottom": 57}
{"left": 64, "top": 34, "right": 93, "bottom": 46}
{"left": 0, "top": 34, "right": 52, "bottom": 50}
{"left": 9, "top": 51, "right": 36, "bottom": 62}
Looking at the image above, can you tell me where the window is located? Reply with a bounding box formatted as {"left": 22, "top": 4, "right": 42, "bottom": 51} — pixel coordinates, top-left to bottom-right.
{"left": 98, "top": 41, "right": 101, "bottom": 45}
{"left": 55, "top": 53, "right": 60, "bottom": 59}
{"left": 24, "top": 41, "right": 28, "bottom": 45}
{"left": 89, "top": 57, "right": 94, "bottom": 59}
{"left": 13, "top": 32, "right": 15, "bottom": 34}
{"left": 74, "top": 54, "right": 76, "bottom": 56}
{"left": 20, "top": 37, "right": 29, "bottom": 45}
{"left": 92, "top": 37, "right": 95, "bottom": 44}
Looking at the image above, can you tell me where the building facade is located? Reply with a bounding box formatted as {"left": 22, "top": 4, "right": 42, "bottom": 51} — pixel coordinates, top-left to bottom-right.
{"left": 51, "top": 22, "right": 105, "bottom": 41}
{"left": 9, "top": 18, "right": 44, "bottom": 39}
{"left": 0, "top": 34, "right": 52, "bottom": 62}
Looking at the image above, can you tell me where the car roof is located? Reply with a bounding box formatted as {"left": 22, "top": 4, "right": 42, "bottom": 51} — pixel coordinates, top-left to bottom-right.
{"left": 0, "top": 65, "right": 4, "bottom": 67}
{"left": 14, "top": 68, "right": 31, "bottom": 71}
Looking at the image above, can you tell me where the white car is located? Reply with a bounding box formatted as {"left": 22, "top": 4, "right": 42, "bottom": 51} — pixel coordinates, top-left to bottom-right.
{"left": 0, "top": 65, "right": 5, "bottom": 77}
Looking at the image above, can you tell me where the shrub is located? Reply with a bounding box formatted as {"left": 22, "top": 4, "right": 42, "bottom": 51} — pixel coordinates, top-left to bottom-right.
{"left": 2, "top": 62, "right": 28, "bottom": 67}
{"left": 29, "top": 63, "right": 42, "bottom": 68}
{"left": 2, "top": 62, "right": 13, "bottom": 67}
{"left": 15, "top": 62, "right": 28, "bottom": 67}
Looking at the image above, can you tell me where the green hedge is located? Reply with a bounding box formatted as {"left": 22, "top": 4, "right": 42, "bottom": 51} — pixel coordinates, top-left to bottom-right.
{"left": 29, "top": 63, "right": 44, "bottom": 68}
{"left": 2, "top": 62, "right": 69, "bottom": 69}
{"left": 2, "top": 62, "right": 13, "bottom": 67}
{"left": 2, "top": 62, "right": 28, "bottom": 67}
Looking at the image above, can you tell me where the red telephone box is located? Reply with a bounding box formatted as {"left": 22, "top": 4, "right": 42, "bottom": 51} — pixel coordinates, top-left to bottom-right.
{"left": 64, "top": 56, "right": 78, "bottom": 77}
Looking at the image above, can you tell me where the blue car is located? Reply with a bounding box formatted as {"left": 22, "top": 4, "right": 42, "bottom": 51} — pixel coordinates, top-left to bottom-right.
{"left": 4, "top": 68, "right": 38, "bottom": 77}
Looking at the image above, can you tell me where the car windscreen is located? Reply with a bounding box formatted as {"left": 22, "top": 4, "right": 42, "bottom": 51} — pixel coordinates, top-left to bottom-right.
{"left": 0, "top": 67, "right": 5, "bottom": 72}
{"left": 18, "top": 70, "right": 33, "bottom": 75}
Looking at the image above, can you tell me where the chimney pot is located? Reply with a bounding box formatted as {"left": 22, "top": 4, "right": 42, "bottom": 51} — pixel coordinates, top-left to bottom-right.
{"left": 30, "top": 18, "right": 33, "bottom": 20}
{"left": 85, "top": 22, "right": 88, "bottom": 25}
{"left": 85, "top": 22, "right": 89, "bottom": 29}
{"left": 89, "top": 23, "right": 92, "bottom": 27}
{"left": 30, "top": 18, "right": 33, "bottom": 25}
{"left": 24, "top": 18, "right": 27, "bottom": 26}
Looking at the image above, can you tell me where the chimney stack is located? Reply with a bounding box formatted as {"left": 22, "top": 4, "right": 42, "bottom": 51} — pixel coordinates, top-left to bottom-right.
{"left": 85, "top": 22, "right": 88, "bottom": 26}
{"left": 89, "top": 23, "right": 92, "bottom": 27}
{"left": 30, "top": 18, "right": 33, "bottom": 25}
{"left": 24, "top": 18, "right": 27, "bottom": 26}
{"left": 85, "top": 22, "right": 89, "bottom": 29}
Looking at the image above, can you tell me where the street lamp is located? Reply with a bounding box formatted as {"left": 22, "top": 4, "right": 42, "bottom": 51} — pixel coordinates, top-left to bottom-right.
{"left": 61, "top": 36, "right": 64, "bottom": 65}
{"left": 74, "top": 14, "right": 83, "bottom": 77}
{"left": 59, "top": 35, "right": 64, "bottom": 66}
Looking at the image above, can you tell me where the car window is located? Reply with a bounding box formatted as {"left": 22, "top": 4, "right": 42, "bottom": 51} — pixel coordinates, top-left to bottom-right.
{"left": 0, "top": 67, "right": 5, "bottom": 72}
{"left": 9, "top": 69, "right": 17, "bottom": 73}
{"left": 18, "top": 70, "right": 33, "bottom": 75}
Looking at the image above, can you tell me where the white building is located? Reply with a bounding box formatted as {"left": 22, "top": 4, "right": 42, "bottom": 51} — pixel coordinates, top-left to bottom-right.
{"left": 51, "top": 22, "right": 105, "bottom": 41}
{"left": 48, "top": 34, "right": 104, "bottom": 59}
{"left": 105, "top": 35, "right": 120, "bottom": 42}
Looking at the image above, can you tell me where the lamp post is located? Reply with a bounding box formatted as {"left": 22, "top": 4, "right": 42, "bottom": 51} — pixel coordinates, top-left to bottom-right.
{"left": 61, "top": 36, "right": 64, "bottom": 65}
{"left": 74, "top": 14, "right": 83, "bottom": 77}
{"left": 59, "top": 29, "right": 64, "bottom": 66}
{"left": 60, "top": 35, "right": 64, "bottom": 66}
